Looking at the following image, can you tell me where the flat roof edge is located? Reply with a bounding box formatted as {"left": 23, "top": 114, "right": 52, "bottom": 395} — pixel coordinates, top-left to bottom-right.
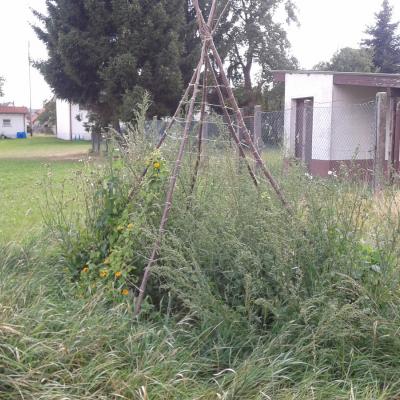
{"left": 273, "top": 70, "right": 400, "bottom": 78}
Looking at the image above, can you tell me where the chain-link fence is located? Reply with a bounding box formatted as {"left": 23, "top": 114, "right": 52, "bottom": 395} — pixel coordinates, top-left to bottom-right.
{"left": 143, "top": 100, "right": 377, "bottom": 170}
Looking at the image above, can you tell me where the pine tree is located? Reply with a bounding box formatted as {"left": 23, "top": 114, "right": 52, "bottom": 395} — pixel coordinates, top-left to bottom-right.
{"left": 363, "top": 0, "right": 400, "bottom": 73}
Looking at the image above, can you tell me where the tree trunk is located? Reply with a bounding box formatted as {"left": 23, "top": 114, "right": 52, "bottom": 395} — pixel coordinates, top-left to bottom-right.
{"left": 91, "top": 130, "right": 102, "bottom": 154}
{"left": 243, "top": 64, "right": 256, "bottom": 114}
{"left": 112, "top": 119, "right": 121, "bottom": 134}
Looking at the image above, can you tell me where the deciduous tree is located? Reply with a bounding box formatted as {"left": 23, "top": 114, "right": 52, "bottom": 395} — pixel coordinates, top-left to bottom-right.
{"left": 37, "top": 98, "right": 56, "bottom": 127}
{"left": 222, "top": 0, "right": 298, "bottom": 110}
{"left": 314, "top": 47, "right": 376, "bottom": 73}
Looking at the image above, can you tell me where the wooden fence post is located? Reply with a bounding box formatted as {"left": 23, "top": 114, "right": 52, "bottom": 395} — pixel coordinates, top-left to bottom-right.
{"left": 374, "top": 92, "right": 388, "bottom": 192}
{"left": 394, "top": 101, "right": 400, "bottom": 175}
{"left": 237, "top": 108, "right": 244, "bottom": 170}
{"left": 254, "top": 105, "right": 262, "bottom": 153}
{"left": 202, "top": 113, "right": 208, "bottom": 148}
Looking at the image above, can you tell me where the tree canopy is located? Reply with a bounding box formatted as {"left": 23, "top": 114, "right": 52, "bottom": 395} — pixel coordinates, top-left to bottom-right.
{"left": 34, "top": 0, "right": 297, "bottom": 127}
{"left": 314, "top": 47, "right": 376, "bottom": 73}
{"left": 37, "top": 98, "right": 56, "bottom": 127}
{"left": 34, "top": 0, "right": 186, "bottom": 128}
{"left": 222, "top": 0, "right": 298, "bottom": 108}
{"left": 362, "top": 0, "right": 400, "bottom": 73}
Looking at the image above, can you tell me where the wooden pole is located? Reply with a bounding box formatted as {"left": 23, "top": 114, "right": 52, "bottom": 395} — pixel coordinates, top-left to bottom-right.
{"left": 205, "top": 56, "right": 258, "bottom": 187}
{"left": 374, "top": 92, "right": 387, "bottom": 192}
{"left": 394, "top": 101, "right": 400, "bottom": 175}
{"left": 134, "top": 4, "right": 218, "bottom": 316}
{"left": 128, "top": 2, "right": 220, "bottom": 202}
{"left": 189, "top": 62, "right": 208, "bottom": 197}
{"left": 387, "top": 90, "right": 396, "bottom": 182}
{"left": 192, "top": 0, "right": 290, "bottom": 210}
{"left": 134, "top": 45, "right": 206, "bottom": 316}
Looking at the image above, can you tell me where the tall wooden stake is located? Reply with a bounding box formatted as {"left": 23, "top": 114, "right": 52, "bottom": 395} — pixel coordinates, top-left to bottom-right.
{"left": 134, "top": 5, "right": 218, "bottom": 315}
{"left": 374, "top": 92, "right": 388, "bottom": 192}
{"left": 189, "top": 61, "right": 209, "bottom": 197}
{"left": 192, "top": 0, "right": 290, "bottom": 210}
{"left": 205, "top": 56, "right": 258, "bottom": 187}
{"left": 134, "top": 0, "right": 291, "bottom": 316}
{"left": 128, "top": 1, "right": 219, "bottom": 202}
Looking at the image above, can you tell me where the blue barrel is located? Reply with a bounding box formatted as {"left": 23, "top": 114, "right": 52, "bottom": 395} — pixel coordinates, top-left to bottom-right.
{"left": 16, "top": 132, "right": 27, "bottom": 139}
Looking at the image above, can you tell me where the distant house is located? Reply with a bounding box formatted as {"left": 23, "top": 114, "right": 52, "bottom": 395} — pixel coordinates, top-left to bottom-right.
{"left": 56, "top": 99, "right": 91, "bottom": 141}
{"left": 0, "top": 106, "right": 28, "bottom": 138}
{"left": 273, "top": 70, "right": 400, "bottom": 176}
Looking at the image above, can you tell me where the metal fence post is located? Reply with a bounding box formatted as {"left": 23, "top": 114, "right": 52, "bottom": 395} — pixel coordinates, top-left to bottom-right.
{"left": 254, "top": 105, "right": 262, "bottom": 153}
{"left": 374, "top": 92, "right": 388, "bottom": 192}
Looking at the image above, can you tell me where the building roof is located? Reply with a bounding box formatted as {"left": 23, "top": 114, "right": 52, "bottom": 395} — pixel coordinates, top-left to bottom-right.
{"left": 0, "top": 106, "right": 29, "bottom": 115}
{"left": 273, "top": 70, "right": 400, "bottom": 89}
{"left": 32, "top": 108, "right": 45, "bottom": 124}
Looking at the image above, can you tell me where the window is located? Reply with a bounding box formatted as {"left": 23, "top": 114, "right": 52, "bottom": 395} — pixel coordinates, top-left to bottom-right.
{"left": 2, "top": 119, "right": 11, "bottom": 127}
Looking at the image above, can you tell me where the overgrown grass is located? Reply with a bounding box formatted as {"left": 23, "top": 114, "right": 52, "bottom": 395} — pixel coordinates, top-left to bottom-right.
{"left": 2, "top": 113, "right": 400, "bottom": 398}
{"left": 2, "top": 235, "right": 400, "bottom": 399}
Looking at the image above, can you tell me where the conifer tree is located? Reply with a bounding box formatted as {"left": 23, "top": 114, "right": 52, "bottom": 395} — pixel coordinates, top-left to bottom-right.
{"left": 363, "top": 0, "right": 400, "bottom": 73}
{"left": 33, "top": 0, "right": 186, "bottom": 128}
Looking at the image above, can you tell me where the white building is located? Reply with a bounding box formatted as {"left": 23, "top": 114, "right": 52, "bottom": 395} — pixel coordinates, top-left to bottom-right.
{"left": 0, "top": 106, "right": 28, "bottom": 138}
{"left": 56, "top": 99, "right": 91, "bottom": 141}
{"left": 273, "top": 70, "right": 400, "bottom": 176}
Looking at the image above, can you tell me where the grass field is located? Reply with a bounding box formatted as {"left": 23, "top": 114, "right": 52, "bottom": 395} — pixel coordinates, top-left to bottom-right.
{"left": 0, "top": 136, "right": 89, "bottom": 242}
{"left": 0, "top": 135, "right": 90, "bottom": 159}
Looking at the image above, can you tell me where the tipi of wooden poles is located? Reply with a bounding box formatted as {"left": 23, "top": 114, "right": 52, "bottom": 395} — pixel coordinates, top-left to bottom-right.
{"left": 134, "top": 0, "right": 289, "bottom": 316}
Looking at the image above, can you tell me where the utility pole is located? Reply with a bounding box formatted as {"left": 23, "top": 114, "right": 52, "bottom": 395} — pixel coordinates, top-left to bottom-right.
{"left": 28, "top": 41, "right": 33, "bottom": 136}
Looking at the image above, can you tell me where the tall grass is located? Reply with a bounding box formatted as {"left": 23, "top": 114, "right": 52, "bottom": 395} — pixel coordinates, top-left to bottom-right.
{"left": 2, "top": 103, "right": 400, "bottom": 398}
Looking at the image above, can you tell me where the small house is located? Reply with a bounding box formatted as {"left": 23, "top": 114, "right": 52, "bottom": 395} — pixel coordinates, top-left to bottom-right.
{"left": 273, "top": 71, "right": 400, "bottom": 176}
{"left": 0, "top": 106, "right": 28, "bottom": 138}
{"left": 56, "top": 99, "right": 91, "bottom": 141}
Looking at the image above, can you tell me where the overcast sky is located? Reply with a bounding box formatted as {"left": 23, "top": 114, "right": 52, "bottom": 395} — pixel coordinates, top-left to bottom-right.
{"left": 0, "top": 0, "right": 399, "bottom": 109}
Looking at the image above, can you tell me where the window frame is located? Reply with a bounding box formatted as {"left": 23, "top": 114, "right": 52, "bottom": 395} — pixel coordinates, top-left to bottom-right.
{"left": 2, "top": 119, "right": 11, "bottom": 127}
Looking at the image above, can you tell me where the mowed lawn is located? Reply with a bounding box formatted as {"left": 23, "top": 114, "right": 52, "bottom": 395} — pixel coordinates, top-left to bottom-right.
{"left": 0, "top": 136, "right": 90, "bottom": 243}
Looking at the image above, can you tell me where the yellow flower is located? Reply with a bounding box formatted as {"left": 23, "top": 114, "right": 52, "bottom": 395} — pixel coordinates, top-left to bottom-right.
{"left": 99, "top": 269, "right": 109, "bottom": 278}
{"left": 127, "top": 223, "right": 134, "bottom": 230}
{"left": 153, "top": 161, "right": 161, "bottom": 170}
{"left": 121, "top": 289, "right": 129, "bottom": 296}
{"left": 115, "top": 271, "right": 122, "bottom": 278}
{"left": 82, "top": 266, "right": 89, "bottom": 273}
{"left": 104, "top": 257, "right": 111, "bottom": 265}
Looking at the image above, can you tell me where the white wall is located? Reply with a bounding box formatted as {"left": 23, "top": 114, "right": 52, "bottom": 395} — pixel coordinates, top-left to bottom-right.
{"left": 0, "top": 114, "right": 26, "bottom": 138}
{"left": 56, "top": 100, "right": 91, "bottom": 141}
{"left": 70, "top": 104, "right": 91, "bottom": 140}
{"left": 283, "top": 73, "right": 334, "bottom": 160}
{"left": 56, "top": 99, "right": 72, "bottom": 140}
{"left": 331, "top": 85, "right": 378, "bottom": 160}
